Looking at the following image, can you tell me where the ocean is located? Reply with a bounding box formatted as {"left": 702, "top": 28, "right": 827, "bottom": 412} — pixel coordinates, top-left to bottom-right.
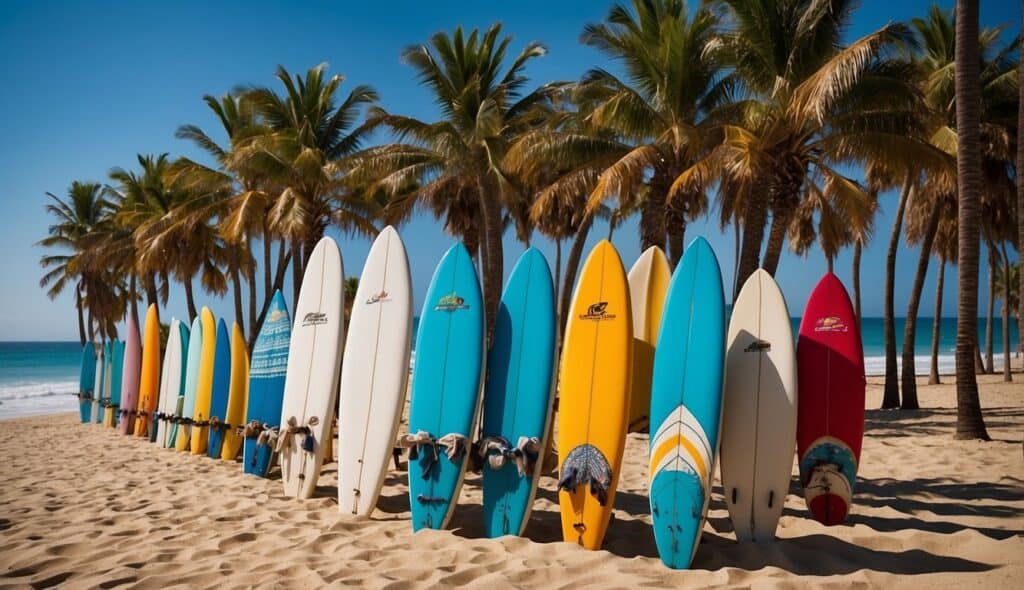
{"left": 0, "top": 316, "right": 1017, "bottom": 420}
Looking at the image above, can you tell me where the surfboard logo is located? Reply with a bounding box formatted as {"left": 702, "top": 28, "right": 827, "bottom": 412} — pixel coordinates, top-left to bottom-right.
{"left": 580, "top": 301, "right": 615, "bottom": 321}
{"left": 814, "top": 316, "right": 848, "bottom": 333}
{"left": 302, "top": 311, "right": 328, "bottom": 326}
{"left": 366, "top": 290, "right": 390, "bottom": 304}
{"left": 435, "top": 292, "right": 468, "bottom": 311}
{"left": 267, "top": 309, "right": 287, "bottom": 323}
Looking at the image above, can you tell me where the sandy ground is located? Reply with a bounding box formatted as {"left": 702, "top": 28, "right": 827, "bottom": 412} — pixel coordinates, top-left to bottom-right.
{"left": 0, "top": 374, "right": 1021, "bottom": 589}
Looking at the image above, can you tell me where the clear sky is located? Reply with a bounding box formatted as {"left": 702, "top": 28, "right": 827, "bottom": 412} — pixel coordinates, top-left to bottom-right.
{"left": 0, "top": 0, "right": 1019, "bottom": 341}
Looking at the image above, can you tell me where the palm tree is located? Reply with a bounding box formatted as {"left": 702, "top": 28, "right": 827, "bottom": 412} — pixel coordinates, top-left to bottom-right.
{"left": 351, "top": 25, "right": 556, "bottom": 334}
{"left": 994, "top": 258, "right": 1018, "bottom": 382}
{"left": 952, "top": 0, "right": 989, "bottom": 440}
{"left": 1018, "top": 23, "right": 1024, "bottom": 358}
{"left": 929, "top": 190, "right": 958, "bottom": 385}
{"left": 37, "top": 182, "right": 110, "bottom": 344}
{"left": 575, "top": 0, "right": 720, "bottom": 260}
{"left": 700, "top": 0, "right": 934, "bottom": 298}
{"left": 788, "top": 176, "right": 876, "bottom": 273}
{"left": 239, "top": 64, "right": 380, "bottom": 304}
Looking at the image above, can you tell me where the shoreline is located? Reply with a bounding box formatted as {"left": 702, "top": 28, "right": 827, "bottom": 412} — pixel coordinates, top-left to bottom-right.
{"left": 0, "top": 374, "right": 1021, "bottom": 587}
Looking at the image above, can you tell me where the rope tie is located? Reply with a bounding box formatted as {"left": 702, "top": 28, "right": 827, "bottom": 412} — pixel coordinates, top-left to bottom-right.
{"left": 209, "top": 417, "right": 230, "bottom": 432}
{"left": 478, "top": 435, "right": 542, "bottom": 476}
{"left": 397, "top": 430, "right": 469, "bottom": 479}
{"left": 274, "top": 416, "right": 319, "bottom": 454}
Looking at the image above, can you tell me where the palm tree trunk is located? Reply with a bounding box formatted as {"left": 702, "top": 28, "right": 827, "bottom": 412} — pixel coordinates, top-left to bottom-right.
{"left": 882, "top": 176, "right": 913, "bottom": 409}
{"left": 129, "top": 272, "right": 139, "bottom": 329}
{"left": 247, "top": 258, "right": 258, "bottom": 349}
{"left": 553, "top": 238, "right": 562, "bottom": 322}
{"left": 145, "top": 279, "right": 159, "bottom": 322}
{"left": 76, "top": 283, "right": 86, "bottom": 346}
{"left": 291, "top": 241, "right": 303, "bottom": 307}
{"left": 183, "top": 277, "right": 198, "bottom": 323}
{"left": 901, "top": 202, "right": 940, "bottom": 409}
{"left": 1018, "top": 18, "right": 1024, "bottom": 358}
{"left": 666, "top": 196, "right": 686, "bottom": 269}
{"left": 87, "top": 306, "right": 95, "bottom": 343}
{"left": 953, "top": 0, "right": 990, "bottom": 440}
{"left": 852, "top": 241, "right": 863, "bottom": 320}
{"left": 732, "top": 221, "right": 741, "bottom": 298}
{"left": 826, "top": 255, "right": 834, "bottom": 274}
{"left": 263, "top": 233, "right": 272, "bottom": 303}
{"left": 640, "top": 174, "right": 668, "bottom": 252}
{"left": 735, "top": 193, "right": 770, "bottom": 299}
{"left": 477, "top": 180, "right": 504, "bottom": 344}
{"left": 761, "top": 206, "right": 793, "bottom": 276}
{"left": 230, "top": 265, "right": 244, "bottom": 334}
{"left": 929, "top": 259, "right": 945, "bottom": 385}
{"left": 1001, "top": 241, "right": 1012, "bottom": 382}
{"left": 984, "top": 245, "right": 996, "bottom": 373}
{"left": 560, "top": 213, "right": 594, "bottom": 342}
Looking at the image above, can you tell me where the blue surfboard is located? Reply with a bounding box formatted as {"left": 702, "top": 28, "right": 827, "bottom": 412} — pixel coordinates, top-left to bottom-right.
{"left": 648, "top": 237, "right": 726, "bottom": 569}
{"left": 77, "top": 343, "right": 96, "bottom": 423}
{"left": 407, "top": 243, "right": 484, "bottom": 531}
{"left": 173, "top": 315, "right": 204, "bottom": 450}
{"left": 481, "top": 248, "right": 556, "bottom": 537}
{"left": 243, "top": 291, "right": 291, "bottom": 477}
{"left": 207, "top": 319, "right": 232, "bottom": 458}
{"left": 109, "top": 340, "right": 124, "bottom": 426}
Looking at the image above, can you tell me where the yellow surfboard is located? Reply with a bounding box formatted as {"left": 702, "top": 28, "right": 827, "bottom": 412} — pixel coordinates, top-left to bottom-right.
{"left": 190, "top": 307, "right": 217, "bottom": 455}
{"left": 220, "top": 322, "right": 250, "bottom": 461}
{"left": 627, "top": 246, "right": 670, "bottom": 432}
{"left": 134, "top": 304, "right": 162, "bottom": 437}
{"left": 557, "top": 240, "right": 633, "bottom": 549}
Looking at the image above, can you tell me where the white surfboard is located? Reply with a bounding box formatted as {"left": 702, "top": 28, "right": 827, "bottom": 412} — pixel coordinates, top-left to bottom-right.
{"left": 720, "top": 269, "right": 798, "bottom": 542}
{"left": 279, "top": 236, "right": 345, "bottom": 499}
{"left": 156, "top": 319, "right": 185, "bottom": 448}
{"left": 337, "top": 226, "right": 413, "bottom": 516}
{"left": 627, "top": 246, "right": 670, "bottom": 432}
{"left": 91, "top": 344, "right": 104, "bottom": 423}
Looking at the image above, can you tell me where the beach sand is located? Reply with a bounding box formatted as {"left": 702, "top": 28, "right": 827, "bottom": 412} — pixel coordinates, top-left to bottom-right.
{"left": 0, "top": 375, "right": 1021, "bottom": 588}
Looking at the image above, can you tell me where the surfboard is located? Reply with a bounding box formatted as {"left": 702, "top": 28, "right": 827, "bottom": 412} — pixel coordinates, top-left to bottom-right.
{"left": 91, "top": 342, "right": 105, "bottom": 424}
{"left": 721, "top": 268, "right": 798, "bottom": 542}
{"left": 97, "top": 341, "right": 114, "bottom": 424}
{"left": 134, "top": 304, "right": 161, "bottom": 438}
{"left": 557, "top": 239, "right": 633, "bottom": 550}
{"left": 190, "top": 308, "right": 217, "bottom": 455}
{"left": 77, "top": 343, "right": 95, "bottom": 423}
{"left": 338, "top": 226, "right": 413, "bottom": 516}
{"left": 156, "top": 320, "right": 187, "bottom": 447}
{"left": 627, "top": 246, "right": 670, "bottom": 433}
{"left": 207, "top": 319, "right": 232, "bottom": 458}
{"left": 404, "top": 243, "right": 484, "bottom": 531}
{"left": 279, "top": 236, "right": 345, "bottom": 499}
{"left": 481, "top": 247, "right": 556, "bottom": 538}
{"left": 242, "top": 291, "right": 291, "bottom": 476}
{"left": 174, "top": 315, "right": 204, "bottom": 451}
{"left": 797, "top": 273, "right": 865, "bottom": 526}
{"left": 220, "top": 322, "right": 250, "bottom": 461}
{"left": 105, "top": 340, "right": 124, "bottom": 428}
{"left": 648, "top": 238, "right": 726, "bottom": 568}
{"left": 118, "top": 315, "right": 141, "bottom": 435}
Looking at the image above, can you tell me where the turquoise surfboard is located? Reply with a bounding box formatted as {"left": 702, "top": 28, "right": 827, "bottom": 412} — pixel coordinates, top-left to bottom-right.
{"left": 648, "top": 237, "right": 726, "bottom": 569}
{"left": 481, "top": 248, "right": 556, "bottom": 537}
{"left": 110, "top": 340, "right": 124, "bottom": 425}
{"left": 243, "top": 291, "right": 291, "bottom": 477}
{"left": 173, "top": 315, "right": 204, "bottom": 449}
{"left": 207, "top": 319, "right": 232, "bottom": 458}
{"left": 78, "top": 343, "right": 96, "bottom": 423}
{"left": 92, "top": 341, "right": 107, "bottom": 423}
{"left": 407, "top": 243, "right": 484, "bottom": 531}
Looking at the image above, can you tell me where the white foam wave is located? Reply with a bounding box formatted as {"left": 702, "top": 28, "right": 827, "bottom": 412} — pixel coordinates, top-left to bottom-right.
{"left": 0, "top": 380, "right": 78, "bottom": 401}
{"left": 864, "top": 355, "right": 1008, "bottom": 376}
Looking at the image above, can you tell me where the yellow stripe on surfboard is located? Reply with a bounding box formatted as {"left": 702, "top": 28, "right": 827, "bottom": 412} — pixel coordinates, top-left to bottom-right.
{"left": 190, "top": 307, "right": 217, "bottom": 455}
{"left": 220, "top": 322, "right": 250, "bottom": 461}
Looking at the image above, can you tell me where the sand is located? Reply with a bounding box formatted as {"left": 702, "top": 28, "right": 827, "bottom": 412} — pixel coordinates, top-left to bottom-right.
{"left": 0, "top": 374, "right": 1021, "bottom": 589}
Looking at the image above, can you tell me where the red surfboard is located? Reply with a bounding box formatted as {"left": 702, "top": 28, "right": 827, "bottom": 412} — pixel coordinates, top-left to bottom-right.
{"left": 796, "top": 273, "right": 865, "bottom": 525}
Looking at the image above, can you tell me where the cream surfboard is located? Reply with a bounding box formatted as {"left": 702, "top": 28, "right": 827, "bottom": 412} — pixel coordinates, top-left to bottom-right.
{"left": 279, "top": 236, "right": 345, "bottom": 499}
{"left": 627, "top": 246, "right": 670, "bottom": 432}
{"left": 338, "top": 226, "right": 412, "bottom": 516}
{"left": 557, "top": 240, "right": 633, "bottom": 549}
{"left": 721, "top": 269, "right": 798, "bottom": 542}
{"left": 156, "top": 319, "right": 188, "bottom": 448}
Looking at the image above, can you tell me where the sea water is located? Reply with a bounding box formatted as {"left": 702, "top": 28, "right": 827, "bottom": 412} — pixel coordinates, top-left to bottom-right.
{"left": 0, "top": 316, "right": 1017, "bottom": 420}
{"left": 0, "top": 342, "right": 81, "bottom": 420}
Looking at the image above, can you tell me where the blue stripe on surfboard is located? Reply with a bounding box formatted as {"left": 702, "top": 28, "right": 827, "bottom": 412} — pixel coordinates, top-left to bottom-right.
{"left": 408, "top": 243, "right": 484, "bottom": 531}
{"left": 243, "top": 290, "right": 291, "bottom": 477}
{"left": 649, "top": 237, "right": 726, "bottom": 569}
{"left": 482, "top": 247, "right": 556, "bottom": 538}
{"left": 208, "top": 319, "right": 232, "bottom": 458}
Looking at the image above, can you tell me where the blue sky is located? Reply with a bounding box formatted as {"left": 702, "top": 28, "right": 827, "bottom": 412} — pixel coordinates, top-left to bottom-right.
{"left": 0, "top": 0, "right": 1019, "bottom": 341}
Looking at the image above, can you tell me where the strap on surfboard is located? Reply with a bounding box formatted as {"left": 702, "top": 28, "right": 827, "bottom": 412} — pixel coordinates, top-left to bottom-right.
{"left": 476, "top": 435, "right": 541, "bottom": 476}
{"left": 557, "top": 443, "right": 613, "bottom": 506}
{"left": 397, "top": 431, "right": 469, "bottom": 479}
